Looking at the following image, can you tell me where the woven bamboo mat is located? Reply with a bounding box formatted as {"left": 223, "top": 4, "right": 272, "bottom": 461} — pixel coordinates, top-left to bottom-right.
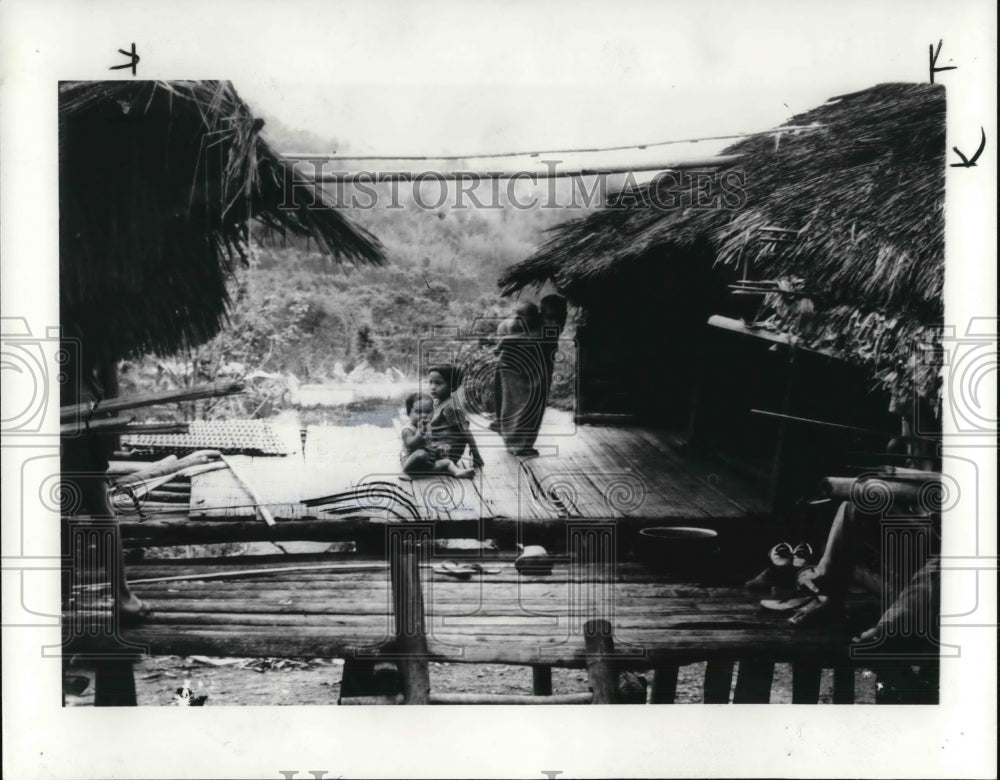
{"left": 123, "top": 419, "right": 298, "bottom": 456}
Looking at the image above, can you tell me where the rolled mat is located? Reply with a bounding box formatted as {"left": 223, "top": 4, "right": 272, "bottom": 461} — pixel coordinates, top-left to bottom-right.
{"left": 819, "top": 474, "right": 941, "bottom": 513}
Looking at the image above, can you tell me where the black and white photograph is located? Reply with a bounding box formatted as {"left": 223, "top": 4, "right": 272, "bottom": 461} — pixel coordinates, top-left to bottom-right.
{"left": 1, "top": 1, "right": 996, "bottom": 778}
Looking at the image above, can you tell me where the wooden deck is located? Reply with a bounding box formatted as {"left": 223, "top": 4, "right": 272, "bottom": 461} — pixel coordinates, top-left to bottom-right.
{"left": 121, "top": 411, "right": 768, "bottom": 546}
{"left": 82, "top": 415, "right": 928, "bottom": 706}
{"left": 68, "top": 554, "right": 876, "bottom": 670}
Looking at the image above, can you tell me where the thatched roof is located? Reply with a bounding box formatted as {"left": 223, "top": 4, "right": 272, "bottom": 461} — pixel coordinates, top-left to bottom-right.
{"left": 499, "top": 83, "right": 945, "bottom": 403}
{"left": 60, "top": 81, "right": 384, "bottom": 365}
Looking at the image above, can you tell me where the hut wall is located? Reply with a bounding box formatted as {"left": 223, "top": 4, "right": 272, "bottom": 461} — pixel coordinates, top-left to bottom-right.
{"left": 574, "top": 243, "right": 732, "bottom": 426}
{"left": 568, "top": 244, "right": 898, "bottom": 508}
{"left": 690, "top": 325, "right": 898, "bottom": 506}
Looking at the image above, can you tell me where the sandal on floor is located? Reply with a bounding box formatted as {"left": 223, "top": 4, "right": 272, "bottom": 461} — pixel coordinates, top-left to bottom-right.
{"left": 759, "top": 593, "right": 815, "bottom": 612}
{"left": 791, "top": 542, "right": 815, "bottom": 569}
{"left": 744, "top": 542, "right": 795, "bottom": 590}
{"left": 466, "top": 562, "right": 501, "bottom": 575}
{"left": 433, "top": 560, "right": 476, "bottom": 580}
{"left": 433, "top": 561, "right": 502, "bottom": 578}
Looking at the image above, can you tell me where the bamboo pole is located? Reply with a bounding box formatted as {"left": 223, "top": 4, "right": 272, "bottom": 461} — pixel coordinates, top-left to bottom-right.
{"left": 429, "top": 692, "right": 592, "bottom": 705}
{"left": 178, "top": 461, "right": 227, "bottom": 479}
{"left": 62, "top": 419, "right": 191, "bottom": 436}
{"left": 75, "top": 561, "right": 391, "bottom": 590}
{"left": 62, "top": 416, "right": 135, "bottom": 434}
{"left": 583, "top": 619, "right": 618, "bottom": 704}
{"left": 115, "top": 451, "right": 219, "bottom": 487}
{"left": 706, "top": 315, "right": 839, "bottom": 359}
{"left": 390, "top": 539, "right": 430, "bottom": 704}
{"left": 112, "top": 455, "right": 178, "bottom": 485}
{"left": 340, "top": 692, "right": 595, "bottom": 705}
{"left": 60, "top": 381, "right": 245, "bottom": 423}
{"left": 120, "top": 516, "right": 402, "bottom": 546}
{"left": 145, "top": 490, "right": 190, "bottom": 503}
{"left": 304, "top": 486, "right": 421, "bottom": 522}
{"left": 120, "top": 513, "right": 708, "bottom": 548}
{"left": 820, "top": 475, "right": 927, "bottom": 506}
{"left": 114, "top": 460, "right": 224, "bottom": 507}
{"left": 107, "top": 460, "right": 158, "bottom": 475}
{"left": 752, "top": 408, "right": 893, "bottom": 436}
{"left": 151, "top": 482, "right": 193, "bottom": 493}
{"left": 111, "top": 472, "right": 185, "bottom": 505}
{"left": 219, "top": 454, "right": 275, "bottom": 527}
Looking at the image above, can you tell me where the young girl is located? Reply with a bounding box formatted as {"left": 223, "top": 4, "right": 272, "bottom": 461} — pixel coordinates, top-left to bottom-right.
{"left": 400, "top": 390, "right": 478, "bottom": 478}
{"left": 424, "top": 365, "right": 484, "bottom": 475}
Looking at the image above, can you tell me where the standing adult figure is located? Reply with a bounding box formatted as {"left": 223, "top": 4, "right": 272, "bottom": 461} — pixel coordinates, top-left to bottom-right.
{"left": 493, "top": 302, "right": 547, "bottom": 455}
{"left": 538, "top": 293, "right": 568, "bottom": 405}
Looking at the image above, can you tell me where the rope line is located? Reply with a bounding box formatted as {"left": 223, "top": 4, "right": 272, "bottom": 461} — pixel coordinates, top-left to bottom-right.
{"left": 283, "top": 124, "right": 824, "bottom": 162}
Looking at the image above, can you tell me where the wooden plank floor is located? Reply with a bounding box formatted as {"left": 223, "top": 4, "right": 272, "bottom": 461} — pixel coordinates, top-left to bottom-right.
{"left": 139, "top": 410, "right": 768, "bottom": 532}
{"left": 68, "top": 555, "right": 875, "bottom": 668}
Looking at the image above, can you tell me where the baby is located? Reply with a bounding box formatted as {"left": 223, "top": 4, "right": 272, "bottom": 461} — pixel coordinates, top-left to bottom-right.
{"left": 400, "top": 391, "right": 476, "bottom": 478}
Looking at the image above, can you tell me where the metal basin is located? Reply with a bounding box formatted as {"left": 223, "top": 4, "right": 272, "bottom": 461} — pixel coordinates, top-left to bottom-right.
{"left": 637, "top": 526, "right": 720, "bottom": 576}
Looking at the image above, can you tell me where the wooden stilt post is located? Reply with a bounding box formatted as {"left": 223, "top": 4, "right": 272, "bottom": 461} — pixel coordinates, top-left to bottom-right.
{"left": 733, "top": 660, "right": 775, "bottom": 703}
{"left": 650, "top": 664, "right": 680, "bottom": 704}
{"left": 390, "top": 537, "right": 430, "bottom": 704}
{"left": 584, "top": 619, "right": 618, "bottom": 704}
{"left": 94, "top": 659, "right": 137, "bottom": 706}
{"left": 918, "top": 660, "right": 940, "bottom": 705}
{"left": 703, "top": 660, "right": 735, "bottom": 703}
{"left": 532, "top": 665, "right": 553, "bottom": 696}
{"left": 791, "top": 663, "right": 822, "bottom": 703}
{"left": 832, "top": 666, "right": 855, "bottom": 704}
{"left": 338, "top": 657, "right": 375, "bottom": 702}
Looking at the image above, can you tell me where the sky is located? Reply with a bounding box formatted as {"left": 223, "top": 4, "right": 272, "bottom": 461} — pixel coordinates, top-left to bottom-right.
{"left": 231, "top": 0, "right": 972, "bottom": 172}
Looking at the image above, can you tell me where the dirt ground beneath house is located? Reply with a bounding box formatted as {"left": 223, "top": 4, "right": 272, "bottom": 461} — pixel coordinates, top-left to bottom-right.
{"left": 63, "top": 655, "right": 876, "bottom": 706}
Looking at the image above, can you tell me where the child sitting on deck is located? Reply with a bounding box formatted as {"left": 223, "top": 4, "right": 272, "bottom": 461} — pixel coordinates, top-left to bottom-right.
{"left": 418, "top": 365, "right": 485, "bottom": 477}
{"left": 400, "top": 390, "right": 478, "bottom": 478}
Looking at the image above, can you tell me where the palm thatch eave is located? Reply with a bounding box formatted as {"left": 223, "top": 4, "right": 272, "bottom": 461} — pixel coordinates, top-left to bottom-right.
{"left": 500, "top": 82, "right": 944, "bottom": 317}
{"left": 59, "top": 80, "right": 384, "bottom": 366}
{"left": 498, "top": 82, "right": 946, "bottom": 405}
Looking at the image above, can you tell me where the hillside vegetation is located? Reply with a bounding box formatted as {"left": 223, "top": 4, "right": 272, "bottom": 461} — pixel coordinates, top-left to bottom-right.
{"left": 122, "top": 135, "right": 594, "bottom": 420}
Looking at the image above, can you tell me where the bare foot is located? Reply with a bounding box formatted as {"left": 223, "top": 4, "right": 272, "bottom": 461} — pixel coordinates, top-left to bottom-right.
{"left": 787, "top": 594, "right": 841, "bottom": 626}
{"left": 852, "top": 624, "right": 883, "bottom": 643}
{"left": 456, "top": 467, "right": 475, "bottom": 479}
{"left": 118, "top": 593, "right": 151, "bottom": 623}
